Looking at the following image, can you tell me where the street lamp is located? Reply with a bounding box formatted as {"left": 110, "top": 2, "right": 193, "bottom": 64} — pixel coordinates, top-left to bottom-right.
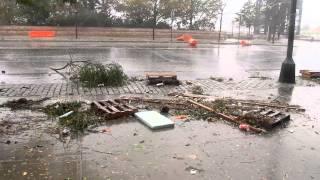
{"left": 218, "top": 4, "right": 226, "bottom": 43}
{"left": 279, "top": 0, "right": 297, "bottom": 84}
{"left": 170, "top": 10, "right": 175, "bottom": 42}
{"left": 75, "top": 10, "right": 78, "bottom": 39}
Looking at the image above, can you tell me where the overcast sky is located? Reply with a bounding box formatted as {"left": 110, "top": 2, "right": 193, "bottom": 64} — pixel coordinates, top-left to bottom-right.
{"left": 221, "top": 0, "right": 320, "bottom": 31}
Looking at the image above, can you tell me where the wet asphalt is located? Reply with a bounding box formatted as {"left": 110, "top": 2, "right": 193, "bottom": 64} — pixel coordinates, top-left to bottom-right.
{"left": 0, "top": 40, "right": 320, "bottom": 84}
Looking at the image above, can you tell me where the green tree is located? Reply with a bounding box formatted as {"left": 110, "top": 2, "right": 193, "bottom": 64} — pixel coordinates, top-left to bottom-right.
{"left": 238, "top": 0, "right": 256, "bottom": 34}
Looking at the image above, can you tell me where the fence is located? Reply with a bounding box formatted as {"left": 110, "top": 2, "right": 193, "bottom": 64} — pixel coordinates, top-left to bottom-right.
{"left": 0, "top": 26, "right": 227, "bottom": 41}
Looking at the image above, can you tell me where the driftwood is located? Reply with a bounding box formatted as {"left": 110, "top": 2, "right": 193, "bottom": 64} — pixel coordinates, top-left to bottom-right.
{"left": 187, "top": 99, "right": 266, "bottom": 133}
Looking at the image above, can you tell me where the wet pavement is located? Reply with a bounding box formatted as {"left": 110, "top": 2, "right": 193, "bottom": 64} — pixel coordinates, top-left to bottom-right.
{"left": 0, "top": 84, "right": 320, "bottom": 180}
{"left": 1, "top": 40, "right": 320, "bottom": 84}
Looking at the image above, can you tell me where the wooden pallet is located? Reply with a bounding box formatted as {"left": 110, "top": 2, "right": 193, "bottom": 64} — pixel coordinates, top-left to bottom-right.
{"left": 243, "top": 109, "right": 290, "bottom": 129}
{"left": 92, "top": 100, "right": 138, "bottom": 119}
{"left": 145, "top": 72, "right": 180, "bottom": 85}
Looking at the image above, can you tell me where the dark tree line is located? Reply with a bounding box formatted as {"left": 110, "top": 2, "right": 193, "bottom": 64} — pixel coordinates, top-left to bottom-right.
{"left": 0, "top": 0, "right": 223, "bottom": 30}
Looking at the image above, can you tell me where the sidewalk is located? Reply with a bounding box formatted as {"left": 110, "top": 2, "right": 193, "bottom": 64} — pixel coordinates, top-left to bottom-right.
{"left": 0, "top": 78, "right": 317, "bottom": 98}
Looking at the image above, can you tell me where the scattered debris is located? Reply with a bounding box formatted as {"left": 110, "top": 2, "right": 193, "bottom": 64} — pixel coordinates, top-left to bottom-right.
{"left": 58, "top": 111, "right": 74, "bottom": 119}
{"left": 44, "top": 101, "right": 101, "bottom": 131}
{"left": 78, "top": 63, "right": 128, "bottom": 87}
{"left": 288, "top": 129, "right": 295, "bottom": 133}
{"left": 174, "top": 115, "right": 189, "bottom": 121}
{"left": 160, "top": 106, "right": 170, "bottom": 114}
{"left": 187, "top": 99, "right": 266, "bottom": 133}
{"left": 156, "top": 82, "right": 164, "bottom": 87}
{"left": 191, "top": 86, "right": 204, "bottom": 95}
{"left": 188, "top": 154, "right": 198, "bottom": 160}
{"left": 145, "top": 72, "right": 180, "bottom": 85}
{"left": 101, "top": 128, "right": 112, "bottom": 134}
{"left": 190, "top": 169, "right": 197, "bottom": 175}
{"left": 51, "top": 60, "right": 128, "bottom": 88}
{"left": 92, "top": 100, "right": 138, "bottom": 120}
{"left": 300, "top": 70, "right": 320, "bottom": 79}
{"left": 134, "top": 111, "right": 175, "bottom": 130}
{"left": 249, "top": 76, "right": 272, "bottom": 80}
{"left": 210, "top": 77, "right": 224, "bottom": 82}
{"left": 185, "top": 166, "right": 203, "bottom": 175}
{"left": 0, "top": 98, "right": 50, "bottom": 110}
{"left": 62, "top": 128, "right": 70, "bottom": 136}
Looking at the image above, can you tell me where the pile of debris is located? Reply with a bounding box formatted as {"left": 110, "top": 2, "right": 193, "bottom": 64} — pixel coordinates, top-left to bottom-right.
{"left": 0, "top": 92, "right": 305, "bottom": 134}
{"left": 116, "top": 95, "right": 305, "bottom": 133}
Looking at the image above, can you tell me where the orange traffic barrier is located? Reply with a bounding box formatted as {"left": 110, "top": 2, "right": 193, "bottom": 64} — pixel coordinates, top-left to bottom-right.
{"left": 176, "top": 34, "right": 198, "bottom": 47}
{"left": 240, "top": 40, "right": 251, "bottom": 46}
{"left": 29, "top": 31, "right": 56, "bottom": 38}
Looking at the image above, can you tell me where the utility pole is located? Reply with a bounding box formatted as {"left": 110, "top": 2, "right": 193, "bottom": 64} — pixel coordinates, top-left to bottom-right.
{"left": 279, "top": 0, "right": 297, "bottom": 83}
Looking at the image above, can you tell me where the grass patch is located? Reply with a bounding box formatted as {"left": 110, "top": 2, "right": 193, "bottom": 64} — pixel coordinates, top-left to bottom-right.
{"left": 78, "top": 62, "right": 128, "bottom": 88}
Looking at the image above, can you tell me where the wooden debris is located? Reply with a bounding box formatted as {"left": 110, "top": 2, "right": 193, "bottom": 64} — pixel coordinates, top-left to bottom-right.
{"left": 241, "top": 109, "right": 290, "bottom": 129}
{"left": 116, "top": 97, "right": 186, "bottom": 106}
{"left": 234, "top": 100, "right": 305, "bottom": 112}
{"left": 92, "top": 100, "right": 138, "bottom": 120}
{"left": 145, "top": 71, "right": 180, "bottom": 85}
{"left": 187, "top": 99, "right": 266, "bottom": 133}
{"left": 300, "top": 70, "right": 320, "bottom": 79}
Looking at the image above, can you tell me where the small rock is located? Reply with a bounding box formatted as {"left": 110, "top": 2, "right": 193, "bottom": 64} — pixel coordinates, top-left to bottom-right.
{"left": 1, "top": 71, "right": 5, "bottom": 74}
{"left": 139, "top": 140, "right": 145, "bottom": 144}
{"left": 186, "top": 81, "right": 193, "bottom": 85}
{"left": 5, "top": 140, "right": 11, "bottom": 144}
{"left": 185, "top": 143, "right": 191, "bottom": 147}
{"left": 133, "top": 133, "right": 138, "bottom": 136}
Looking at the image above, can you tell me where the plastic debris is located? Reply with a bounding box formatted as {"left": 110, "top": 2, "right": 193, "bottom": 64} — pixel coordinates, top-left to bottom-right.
{"left": 58, "top": 111, "right": 74, "bottom": 119}
{"left": 190, "top": 169, "right": 197, "bottom": 175}
{"left": 239, "top": 124, "right": 251, "bottom": 132}
{"left": 134, "top": 111, "right": 174, "bottom": 130}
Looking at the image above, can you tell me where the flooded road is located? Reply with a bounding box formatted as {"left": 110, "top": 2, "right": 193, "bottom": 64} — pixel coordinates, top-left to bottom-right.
{"left": 1, "top": 41, "right": 320, "bottom": 84}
